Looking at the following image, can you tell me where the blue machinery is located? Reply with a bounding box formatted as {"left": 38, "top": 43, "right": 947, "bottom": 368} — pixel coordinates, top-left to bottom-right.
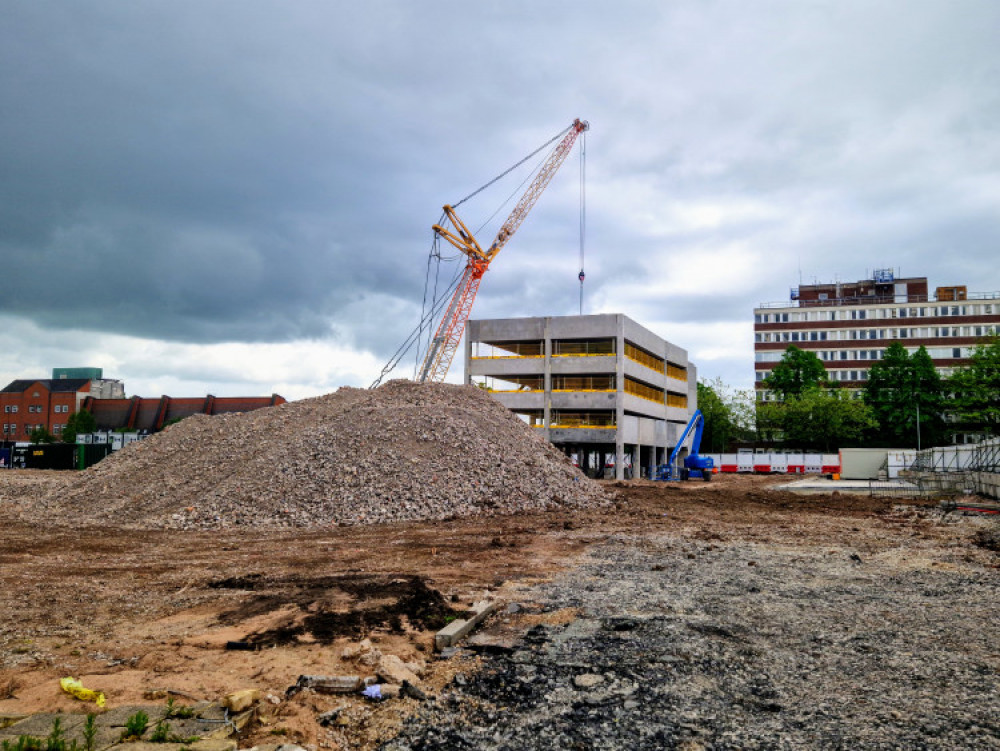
{"left": 655, "top": 409, "right": 715, "bottom": 481}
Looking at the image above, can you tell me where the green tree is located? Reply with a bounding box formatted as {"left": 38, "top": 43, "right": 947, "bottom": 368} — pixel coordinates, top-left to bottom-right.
{"left": 697, "top": 378, "right": 755, "bottom": 452}
{"left": 863, "top": 343, "right": 944, "bottom": 447}
{"left": 62, "top": 410, "right": 97, "bottom": 444}
{"left": 948, "top": 337, "right": 1000, "bottom": 437}
{"left": 756, "top": 387, "right": 875, "bottom": 451}
{"left": 779, "top": 387, "right": 876, "bottom": 452}
{"left": 28, "top": 426, "right": 56, "bottom": 444}
{"left": 763, "top": 345, "right": 829, "bottom": 400}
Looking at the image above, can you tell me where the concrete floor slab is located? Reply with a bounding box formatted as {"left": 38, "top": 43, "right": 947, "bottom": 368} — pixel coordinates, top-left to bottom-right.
{"left": 779, "top": 478, "right": 920, "bottom": 496}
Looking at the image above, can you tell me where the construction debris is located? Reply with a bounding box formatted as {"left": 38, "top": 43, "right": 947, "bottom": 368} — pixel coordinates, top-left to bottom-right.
{"left": 30, "top": 381, "right": 608, "bottom": 529}
{"left": 287, "top": 676, "right": 362, "bottom": 696}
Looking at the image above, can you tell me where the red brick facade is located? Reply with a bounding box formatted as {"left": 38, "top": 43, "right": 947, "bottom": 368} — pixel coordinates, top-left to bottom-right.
{"left": 1, "top": 380, "right": 90, "bottom": 440}
{"left": 2, "top": 379, "right": 286, "bottom": 439}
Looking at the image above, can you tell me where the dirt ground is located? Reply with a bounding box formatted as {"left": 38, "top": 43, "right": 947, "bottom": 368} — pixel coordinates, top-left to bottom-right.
{"left": 1, "top": 471, "right": 997, "bottom": 749}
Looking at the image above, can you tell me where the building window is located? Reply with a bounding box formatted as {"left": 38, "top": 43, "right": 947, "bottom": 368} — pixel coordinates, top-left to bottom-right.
{"left": 554, "top": 338, "right": 615, "bottom": 356}
{"left": 10, "top": 405, "right": 17, "bottom": 413}
{"left": 53, "top": 424, "right": 62, "bottom": 434}
{"left": 953, "top": 348, "right": 961, "bottom": 358}
{"left": 624, "top": 342, "right": 666, "bottom": 374}
{"left": 552, "top": 375, "right": 613, "bottom": 391}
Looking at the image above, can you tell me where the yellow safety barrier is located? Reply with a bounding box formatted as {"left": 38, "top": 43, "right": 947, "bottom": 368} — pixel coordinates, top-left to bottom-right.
{"left": 60, "top": 676, "right": 106, "bottom": 707}
{"left": 470, "top": 355, "right": 543, "bottom": 360}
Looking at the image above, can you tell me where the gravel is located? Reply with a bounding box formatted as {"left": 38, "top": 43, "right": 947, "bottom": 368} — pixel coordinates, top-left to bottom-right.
{"left": 27, "top": 380, "right": 608, "bottom": 529}
{"left": 383, "top": 533, "right": 1000, "bottom": 750}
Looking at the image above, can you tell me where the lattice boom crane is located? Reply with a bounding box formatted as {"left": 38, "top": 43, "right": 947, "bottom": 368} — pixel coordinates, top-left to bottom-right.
{"left": 417, "top": 118, "right": 589, "bottom": 383}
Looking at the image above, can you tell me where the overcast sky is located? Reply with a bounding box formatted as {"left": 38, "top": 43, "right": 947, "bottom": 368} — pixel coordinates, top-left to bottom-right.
{"left": 2, "top": 1, "right": 998, "bottom": 400}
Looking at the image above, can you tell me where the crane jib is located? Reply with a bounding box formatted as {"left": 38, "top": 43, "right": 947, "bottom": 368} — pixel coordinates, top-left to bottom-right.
{"left": 415, "top": 118, "right": 589, "bottom": 384}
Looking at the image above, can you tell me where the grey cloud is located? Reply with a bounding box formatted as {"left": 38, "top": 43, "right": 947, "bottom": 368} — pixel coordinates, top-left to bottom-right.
{"left": 2, "top": 0, "right": 1000, "bottom": 395}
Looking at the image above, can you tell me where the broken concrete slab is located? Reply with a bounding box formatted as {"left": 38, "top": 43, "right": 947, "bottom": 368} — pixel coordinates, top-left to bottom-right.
{"left": 289, "top": 675, "right": 362, "bottom": 695}
{"left": 153, "top": 717, "right": 234, "bottom": 740}
{"left": 188, "top": 738, "right": 238, "bottom": 751}
{"left": 434, "top": 600, "right": 500, "bottom": 650}
{"left": 4, "top": 713, "right": 87, "bottom": 736}
{"left": 376, "top": 655, "right": 420, "bottom": 686}
{"left": 223, "top": 689, "right": 260, "bottom": 713}
{"left": 97, "top": 705, "right": 168, "bottom": 727}
{"left": 465, "top": 632, "right": 523, "bottom": 654}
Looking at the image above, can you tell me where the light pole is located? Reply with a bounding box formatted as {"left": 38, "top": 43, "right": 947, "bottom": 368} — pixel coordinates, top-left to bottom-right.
{"left": 916, "top": 400, "right": 921, "bottom": 451}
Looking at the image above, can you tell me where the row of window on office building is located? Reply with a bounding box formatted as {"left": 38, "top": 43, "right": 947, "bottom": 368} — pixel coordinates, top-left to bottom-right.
{"left": 756, "top": 324, "right": 998, "bottom": 344}
{"left": 756, "top": 346, "right": 970, "bottom": 364}
{"left": 3, "top": 423, "right": 66, "bottom": 436}
{"left": 756, "top": 303, "right": 996, "bottom": 324}
{"left": 3, "top": 404, "right": 72, "bottom": 414}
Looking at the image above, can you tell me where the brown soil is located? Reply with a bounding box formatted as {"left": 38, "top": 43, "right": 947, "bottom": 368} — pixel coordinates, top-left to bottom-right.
{"left": 1, "top": 471, "right": 994, "bottom": 750}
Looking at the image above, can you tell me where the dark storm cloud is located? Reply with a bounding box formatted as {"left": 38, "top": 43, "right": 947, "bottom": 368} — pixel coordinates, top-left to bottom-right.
{"left": 0, "top": 2, "right": 475, "bottom": 345}
{"left": 2, "top": 1, "right": 999, "bottom": 394}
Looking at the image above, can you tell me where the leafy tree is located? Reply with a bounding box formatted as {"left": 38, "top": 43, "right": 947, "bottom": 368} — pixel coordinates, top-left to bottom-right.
{"left": 948, "top": 337, "right": 1000, "bottom": 437}
{"left": 697, "top": 378, "right": 755, "bottom": 452}
{"left": 28, "top": 426, "right": 56, "bottom": 444}
{"left": 779, "top": 387, "right": 876, "bottom": 452}
{"left": 863, "top": 343, "right": 944, "bottom": 447}
{"left": 756, "top": 387, "right": 875, "bottom": 451}
{"left": 763, "top": 345, "right": 829, "bottom": 400}
{"left": 61, "top": 410, "right": 97, "bottom": 444}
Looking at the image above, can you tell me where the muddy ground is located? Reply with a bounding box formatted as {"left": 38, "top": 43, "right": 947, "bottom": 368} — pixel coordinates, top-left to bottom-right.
{"left": 1, "top": 472, "right": 998, "bottom": 749}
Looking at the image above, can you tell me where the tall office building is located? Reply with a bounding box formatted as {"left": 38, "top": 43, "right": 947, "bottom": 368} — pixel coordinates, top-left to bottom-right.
{"left": 754, "top": 270, "right": 1000, "bottom": 400}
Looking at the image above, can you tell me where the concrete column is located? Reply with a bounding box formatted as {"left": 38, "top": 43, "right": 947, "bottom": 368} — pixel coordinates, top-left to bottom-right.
{"left": 615, "top": 315, "right": 626, "bottom": 481}
{"left": 543, "top": 317, "right": 552, "bottom": 442}
{"left": 463, "top": 321, "right": 473, "bottom": 385}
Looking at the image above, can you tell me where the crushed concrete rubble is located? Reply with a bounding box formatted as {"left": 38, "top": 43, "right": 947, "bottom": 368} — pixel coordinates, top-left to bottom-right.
{"left": 26, "top": 381, "right": 608, "bottom": 529}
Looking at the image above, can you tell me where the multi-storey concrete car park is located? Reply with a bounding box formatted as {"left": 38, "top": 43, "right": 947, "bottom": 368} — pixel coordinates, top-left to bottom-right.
{"left": 464, "top": 313, "right": 697, "bottom": 481}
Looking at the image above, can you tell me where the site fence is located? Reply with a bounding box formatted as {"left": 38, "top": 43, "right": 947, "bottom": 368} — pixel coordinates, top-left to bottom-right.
{"left": 877, "top": 437, "right": 1000, "bottom": 500}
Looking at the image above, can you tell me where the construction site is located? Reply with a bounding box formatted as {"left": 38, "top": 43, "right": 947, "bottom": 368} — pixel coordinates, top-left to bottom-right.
{"left": 1, "top": 120, "right": 999, "bottom": 750}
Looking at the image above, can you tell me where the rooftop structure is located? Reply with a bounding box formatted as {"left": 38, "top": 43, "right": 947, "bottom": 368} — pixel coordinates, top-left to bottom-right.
{"left": 465, "top": 313, "right": 697, "bottom": 480}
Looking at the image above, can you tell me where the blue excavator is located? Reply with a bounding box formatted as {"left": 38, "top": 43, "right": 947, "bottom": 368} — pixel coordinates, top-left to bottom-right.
{"left": 655, "top": 409, "right": 714, "bottom": 482}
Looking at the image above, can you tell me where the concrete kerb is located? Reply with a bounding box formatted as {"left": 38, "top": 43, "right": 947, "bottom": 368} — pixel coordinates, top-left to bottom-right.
{"left": 435, "top": 600, "right": 501, "bottom": 651}
{"left": 780, "top": 478, "right": 924, "bottom": 496}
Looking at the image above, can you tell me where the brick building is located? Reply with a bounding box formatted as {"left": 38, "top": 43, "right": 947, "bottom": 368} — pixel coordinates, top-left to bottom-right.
{"left": 754, "top": 270, "right": 1000, "bottom": 398}
{"left": 81, "top": 393, "right": 286, "bottom": 431}
{"left": 2, "top": 368, "right": 286, "bottom": 440}
{"left": 1, "top": 378, "right": 94, "bottom": 440}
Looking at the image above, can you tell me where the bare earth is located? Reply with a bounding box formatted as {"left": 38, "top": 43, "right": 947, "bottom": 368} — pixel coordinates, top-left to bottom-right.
{"left": 1, "top": 471, "right": 998, "bottom": 749}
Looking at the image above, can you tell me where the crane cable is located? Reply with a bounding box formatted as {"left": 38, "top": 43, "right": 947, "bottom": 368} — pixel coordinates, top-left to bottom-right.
{"left": 580, "top": 131, "right": 586, "bottom": 303}
{"left": 370, "top": 256, "right": 464, "bottom": 389}
{"left": 451, "top": 123, "right": 574, "bottom": 211}
{"left": 371, "top": 122, "right": 578, "bottom": 388}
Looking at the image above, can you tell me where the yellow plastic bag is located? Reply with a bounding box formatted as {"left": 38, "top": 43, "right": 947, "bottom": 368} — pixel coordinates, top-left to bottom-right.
{"left": 60, "top": 677, "right": 106, "bottom": 708}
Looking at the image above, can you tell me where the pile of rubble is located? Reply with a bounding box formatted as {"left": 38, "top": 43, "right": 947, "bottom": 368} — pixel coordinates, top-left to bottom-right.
{"left": 39, "top": 380, "right": 607, "bottom": 529}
